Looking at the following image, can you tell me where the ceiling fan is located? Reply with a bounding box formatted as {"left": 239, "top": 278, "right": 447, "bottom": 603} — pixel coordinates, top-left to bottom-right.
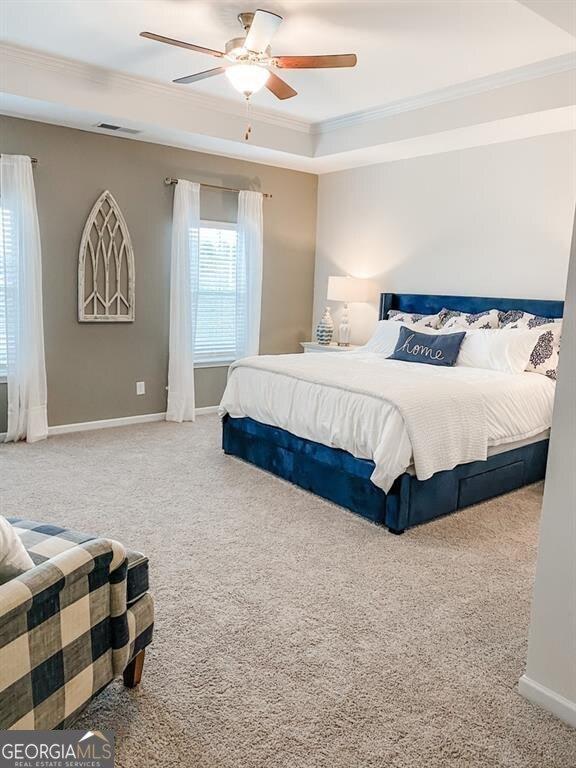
{"left": 140, "top": 8, "right": 357, "bottom": 101}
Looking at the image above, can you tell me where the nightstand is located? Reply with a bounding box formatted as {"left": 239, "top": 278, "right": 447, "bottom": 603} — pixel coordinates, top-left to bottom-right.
{"left": 300, "top": 342, "right": 360, "bottom": 354}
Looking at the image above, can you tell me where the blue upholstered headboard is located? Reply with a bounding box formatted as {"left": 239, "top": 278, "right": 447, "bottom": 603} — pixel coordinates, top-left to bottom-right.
{"left": 379, "top": 293, "right": 564, "bottom": 321}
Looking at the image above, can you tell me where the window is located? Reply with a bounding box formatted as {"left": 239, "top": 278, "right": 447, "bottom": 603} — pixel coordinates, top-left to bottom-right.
{"left": 0, "top": 207, "right": 12, "bottom": 377}
{"left": 194, "top": 221, "right": 239, "bottom": 364}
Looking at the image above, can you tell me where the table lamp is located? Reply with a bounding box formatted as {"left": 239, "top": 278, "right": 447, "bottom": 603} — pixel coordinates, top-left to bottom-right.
{"left": 327, "top": 276, "right": 376, "bottom": 346}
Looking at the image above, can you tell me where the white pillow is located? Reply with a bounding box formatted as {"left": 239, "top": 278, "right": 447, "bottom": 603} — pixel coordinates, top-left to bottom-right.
{"left": 0, "top": 516, "right": 35, "bottom": 585}
{"left": 361, "top": 320, "right": 403, "bottom": 355}
{"left": 362, "top": 319, "right": 443, "bottom": 356}
{"left": 456, "top": 328, "right": 541, "bottom": 374}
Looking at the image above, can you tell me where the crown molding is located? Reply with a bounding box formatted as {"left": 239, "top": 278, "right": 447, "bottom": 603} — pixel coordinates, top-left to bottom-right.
{"left": 2, "top": 42, "right": 574, "bottom": 170}
{"left": 3, "top": 43, "right": 574, "bottom": 140}
{"left": 0, "top": 43, "right": 311, "bottom": 135}
{"left": 314, "top": 52, "right": 576, "bottom": 134}
{"left": 0, "top": 95, "right": 319, "bottom": 173}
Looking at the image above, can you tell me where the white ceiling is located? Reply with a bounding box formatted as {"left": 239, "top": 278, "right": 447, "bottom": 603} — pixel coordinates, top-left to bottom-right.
{"left": 0, "top": 1, "right": 575, "bottom": 172}
{"left": 1, "top": 0, "right": 574, "bottom": 123}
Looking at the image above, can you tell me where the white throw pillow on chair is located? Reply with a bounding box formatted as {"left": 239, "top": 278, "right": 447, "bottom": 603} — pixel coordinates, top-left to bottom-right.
{"left": 0, "top": 516, "right": 35, "bottom": 584}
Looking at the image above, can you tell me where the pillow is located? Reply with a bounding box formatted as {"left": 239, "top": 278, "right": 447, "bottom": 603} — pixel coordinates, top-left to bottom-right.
{"left": 526, "top": 325, "right": 562, "bottom": 380}
{"left": 362, "top": 319, "right": 442, "bottom": 355}
{"left": 387, "top": 310, "right": 441, "bottom": 329}
{"left": 0, "top": 516, "right": 35, "bottom": 585}
{"left": 499, "top": 311, "right": 562, "bottom": 380}
{"left": 361, "top": 320, "right": 403, "bottom": 356}
{"left": 388, "top": 325, "right": 465, "bottom": 367}
{"left": 456, "top": 328, "right": 541, "bottom": 375}
{"left": 499, "top": 310, "right": 561, "bottom": 330}
{"left": 439, "top": 308, "right": 500, "bottom": 329}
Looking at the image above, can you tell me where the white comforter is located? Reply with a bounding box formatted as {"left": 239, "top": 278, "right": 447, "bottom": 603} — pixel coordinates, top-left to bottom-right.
{"left": 219, "top": 352, "right": 555, "bottom": 492}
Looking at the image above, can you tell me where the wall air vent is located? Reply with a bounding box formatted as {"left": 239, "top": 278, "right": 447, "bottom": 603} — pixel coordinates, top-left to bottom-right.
{"left": 96, "top": 123, "right": 141, "bottom": 135}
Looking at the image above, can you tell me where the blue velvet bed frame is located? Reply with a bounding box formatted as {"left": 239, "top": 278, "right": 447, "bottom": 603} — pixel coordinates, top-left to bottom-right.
{"left": 223, "top": 293, "right": 564, "bottom": 533}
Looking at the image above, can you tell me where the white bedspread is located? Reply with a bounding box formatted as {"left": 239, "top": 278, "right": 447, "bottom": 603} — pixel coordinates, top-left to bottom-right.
{"left": 219, "top": 352, "right": 556, "bottom": 492}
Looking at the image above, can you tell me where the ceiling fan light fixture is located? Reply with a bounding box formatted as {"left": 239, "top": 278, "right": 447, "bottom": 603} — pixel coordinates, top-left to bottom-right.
{"left": 225, "top": 64, "right": 269, "bottom": 95}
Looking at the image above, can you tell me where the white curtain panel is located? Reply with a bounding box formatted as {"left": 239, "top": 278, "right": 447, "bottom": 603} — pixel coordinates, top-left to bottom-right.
{"left": 1, "top": 155, "right": 48, "bottom": 443}
{"left": 236, "top": 191, "right": 263, "bottom": 358}
{"left": 166, "top": 180, "right": 200, "bottom": 423}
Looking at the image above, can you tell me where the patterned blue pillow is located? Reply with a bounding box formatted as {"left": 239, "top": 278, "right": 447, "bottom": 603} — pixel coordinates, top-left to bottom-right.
{"left": 439, "top": 308, "right": 500, "bottom": 329}
{"left": 499, "top": 310, "right": 560, "bottom": 330}
{"left": 387, "top": 310, "right": 441, "bottom": 329}
{"left": 388, "top": 326, "right": 466, "bottom": 367}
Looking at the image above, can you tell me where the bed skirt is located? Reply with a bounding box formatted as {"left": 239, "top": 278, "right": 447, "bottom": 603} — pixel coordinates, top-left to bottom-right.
{"left": 222, "top": 415, "right": 549, "bottom": 532}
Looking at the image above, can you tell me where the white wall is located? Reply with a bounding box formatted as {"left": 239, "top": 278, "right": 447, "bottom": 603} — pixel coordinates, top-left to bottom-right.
{"left": 314, "top": 132, "right": 576, "bottom": 343}
{"left": 519, "top": 209, "right": 576, "bottom": 727}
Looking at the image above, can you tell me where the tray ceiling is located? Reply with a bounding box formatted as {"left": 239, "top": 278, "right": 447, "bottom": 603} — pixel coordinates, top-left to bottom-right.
{"left": 1, "top": 0, "right": 574, "bottom": 123}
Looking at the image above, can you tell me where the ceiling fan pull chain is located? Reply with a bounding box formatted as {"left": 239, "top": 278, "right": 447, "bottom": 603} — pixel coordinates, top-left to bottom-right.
{"left": 244, "top": 95, "right": 253, "bottom": 142}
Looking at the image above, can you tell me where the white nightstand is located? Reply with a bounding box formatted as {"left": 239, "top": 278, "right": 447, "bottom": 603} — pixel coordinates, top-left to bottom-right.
{"left": 300, "top": 342, "right": 360, "bottom": 354}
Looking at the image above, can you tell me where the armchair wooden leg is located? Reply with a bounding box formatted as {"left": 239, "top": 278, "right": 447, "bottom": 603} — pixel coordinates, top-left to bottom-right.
{"left": 123, "top": 649, "right": 146, "bottom": 688}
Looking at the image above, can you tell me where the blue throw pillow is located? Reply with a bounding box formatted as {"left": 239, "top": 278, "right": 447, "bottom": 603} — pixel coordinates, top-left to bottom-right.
{"left": 388, "top": 325, "right": 466, "bottom": 367}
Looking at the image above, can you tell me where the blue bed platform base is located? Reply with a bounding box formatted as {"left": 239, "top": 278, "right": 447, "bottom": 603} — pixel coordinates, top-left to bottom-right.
{"left": 222, "top": 416, "right": 549, "bottom": 532}
{"left": 223, "top": 292, "right": 563, "bottom": 533}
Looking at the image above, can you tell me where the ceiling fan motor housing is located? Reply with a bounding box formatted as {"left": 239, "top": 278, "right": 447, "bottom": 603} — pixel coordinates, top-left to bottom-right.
{"left": 226, "top": 37, "right": 248, "bottom": 56}
{"left": 225, "top": 37, "right": 272, "bottom": 62}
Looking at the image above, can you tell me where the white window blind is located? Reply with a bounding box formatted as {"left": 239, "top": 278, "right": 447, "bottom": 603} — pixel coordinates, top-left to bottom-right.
{"left": 194, "top": 221, "right": 239, "bottom": 364}
{"left": 0, "top": 207, "right": 12, "bottom": 377}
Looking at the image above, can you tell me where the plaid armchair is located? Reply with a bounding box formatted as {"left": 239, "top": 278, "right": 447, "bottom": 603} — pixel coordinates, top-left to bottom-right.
{"left": 0, "top": 519, "right": 154, "bottom": 730}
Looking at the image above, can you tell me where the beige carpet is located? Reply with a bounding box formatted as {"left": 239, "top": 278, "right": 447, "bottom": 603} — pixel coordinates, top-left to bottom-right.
{"left": 1, "top": 416, "right": 574, "bottom": 767}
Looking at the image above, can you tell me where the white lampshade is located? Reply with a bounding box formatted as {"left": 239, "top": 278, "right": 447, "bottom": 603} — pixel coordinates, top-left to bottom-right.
{"left": 225, "top": 64, "right": 270, "bottom": 95}
{"left": 327, "top": 276, "right": 375, "bottom": 303}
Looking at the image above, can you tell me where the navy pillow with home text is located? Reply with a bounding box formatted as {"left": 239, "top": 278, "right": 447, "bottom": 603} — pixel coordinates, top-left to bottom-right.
{"left": 388, "top": 325, "right": 466, "bottom": 367}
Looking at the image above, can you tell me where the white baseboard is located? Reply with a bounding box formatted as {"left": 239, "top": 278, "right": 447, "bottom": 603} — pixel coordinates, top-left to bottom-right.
{"left": 47, "top": 406, "right": 220, "bottom": 437}
{"left": 519, "top": 675, "right": 576, "bottom": 727}
{"left": 48, "top": 412, "right": 167, "bottom": 436}
{"left": 195, "top": 406, "right": 220, "bottom": 415}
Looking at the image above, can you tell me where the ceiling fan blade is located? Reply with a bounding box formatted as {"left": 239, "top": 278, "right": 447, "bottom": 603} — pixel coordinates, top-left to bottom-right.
{"left": 275, "top": 54, "right": 357, "bottom": 69}
{"left": 244, "top": 9, "right": 283, "bottom": 53}
{"left": 140, "top": 31, "right": 223, "bottom": 58}
{"left": 173, "top": 67, "right": 226, "bottom": 84}
{"left": 265, "top": 71, "right": 297, "bottom": 100}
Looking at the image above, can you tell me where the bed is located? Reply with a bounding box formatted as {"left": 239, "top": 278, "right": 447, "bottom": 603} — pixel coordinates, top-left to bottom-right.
{"left": 221, "top": 293, "right": 563, "bottom": 533}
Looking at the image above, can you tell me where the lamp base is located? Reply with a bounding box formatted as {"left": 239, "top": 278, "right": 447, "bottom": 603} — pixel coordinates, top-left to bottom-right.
{"left": 338, "top": 304, "right": 351, "bottom": 346}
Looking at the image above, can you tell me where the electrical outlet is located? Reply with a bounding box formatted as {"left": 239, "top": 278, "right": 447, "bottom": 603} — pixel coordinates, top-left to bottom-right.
{"left": 136, "top": 381, "right": 146, "bottom": 396}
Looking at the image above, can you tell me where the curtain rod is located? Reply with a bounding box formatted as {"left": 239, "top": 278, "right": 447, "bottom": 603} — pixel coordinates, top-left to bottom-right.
{"left": 0, "top": 156, "right": 38, "bottom": 164}
{"left": 164, "top": 177, "right": 272, "bottom": 199}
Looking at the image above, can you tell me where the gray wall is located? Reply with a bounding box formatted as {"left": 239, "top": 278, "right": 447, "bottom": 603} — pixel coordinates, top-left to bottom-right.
{"left": 0, "top": 116, "right": 317, "bottom": 428}
{"left": 314, "top": 132, "right": 576, "bottom": 344}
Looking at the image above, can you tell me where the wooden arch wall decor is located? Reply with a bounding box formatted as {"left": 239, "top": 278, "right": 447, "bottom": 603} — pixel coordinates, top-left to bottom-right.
{"left": 78, "top": 190, "right": 135, "bottom": 322}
